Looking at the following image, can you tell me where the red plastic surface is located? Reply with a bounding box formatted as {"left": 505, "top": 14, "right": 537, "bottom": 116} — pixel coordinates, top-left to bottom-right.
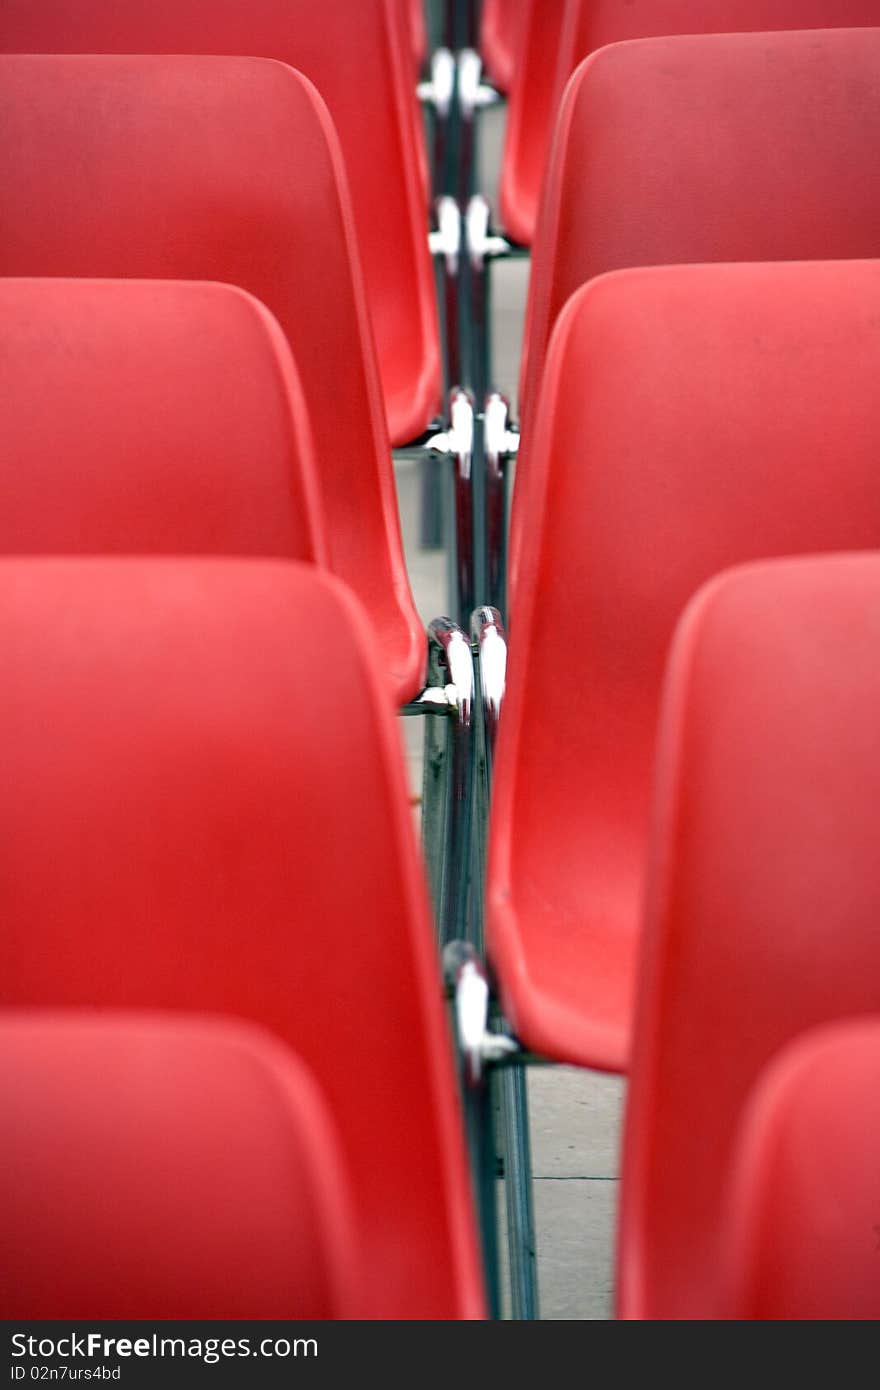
{"left": 520, "top": 26, "right": 880, "bottom": 429}
{"left": 619, "top": 554, "right": 880, "bottom": 1316}
{"left": 408, "top": 0, "right": 428, "bottom": 70}
{"left": 0, "top": 0, "right": 439, "bottom": 446}
{"left": 0, "top": 279, "right": 327, "bottom": 565}
{"left": 498, "top": 0, "right": 566, "bottom": 245}
{"left": 504, "top": 1, "right": 880, "bottom": 252}
{"left": 0, "top": 559, "right": 485, "bottom": 1320}
{"left": 0, "top": 1013, "right": 357, "bottom": 1318}
{"left": 0, "top": 55, "right": 423, "bottom": 703}
{"left": 481, "top": 0, "right": 526, "bottom": 92}
{"left": 719, "top": 1019, "right": 880, "bottom": 1321}
{"left": 490, "top": 262, "right": 880, "bottom": 1073}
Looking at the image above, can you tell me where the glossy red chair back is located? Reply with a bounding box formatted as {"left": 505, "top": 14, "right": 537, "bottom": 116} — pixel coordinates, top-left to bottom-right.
{"left": 0, "top": 1013, "right": 356, "bottom": 1318}
{"left": 620, "top": 555, "right": 880, "bottom": 1316}
{"left": 408, "top": 0, "right": 427, "bottom": 71}
{"left": 498, "top": 0, "right": 566, "bottom": 245}
{"left": 719, "top": 1019, "right": 880, "bottom": 1321}
{"left": 490, "top": 261, "right": 880, "bottom": 1072}
{"left": 0, "top": 55, "right": 424, "bottom": 702}
{"left": 520, "top": 26, "right": 880, "bottom": 430}
{"left": 0, "top": 0, "right": 438, "bottom": 447}
{"left": 481, "top": 0, "right": 527, "bottom": 92}
{"left": 504, "top": 0, "right": 880, "bottom": 249}
{"left": 0, "top": 559, "right": 485, "bottom": 1318}
{"left": 0, "top": 278, "right": 326, "bottom": 564}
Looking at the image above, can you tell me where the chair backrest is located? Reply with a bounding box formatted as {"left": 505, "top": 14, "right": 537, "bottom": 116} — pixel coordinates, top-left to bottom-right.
{"left": 520, "top": 25, "right": 880, "bottom": 425}
{"left": 619, "top": 554, "right": 880, "bottom": 1318}
{"left": 0, "top": 55, "right": 423, "bottom": 704}
{"left": 481, "top": 0, "right": 527, "bottom": 93}
{"left": 0, "top": 278, "right": 327, "bottom": 563}
{"left": 719, "top": 1018, "right": 880, "bottom": 1321}
{"left": 0, "top": 0, "right": 438, "bottom": 447}
{"left": 498, "top": 0, "right": 567, "bottom": 245}
{"left": 408, "top": 0, "right": 427, "bottom": 72}
{"left": 489, "top": 261, "right": 880, "bottom": 1074}
{"left": 505, "top": 0, "right": 880, "bottom": 250}
{"left": 562, "top": 0, "right": 880, "bottom": 58}
{"left": 0, "top": 558, "right": 485, "bottom": 1319}
{"left": 0, "top": 1012, "right": 356, "bottom": 1318}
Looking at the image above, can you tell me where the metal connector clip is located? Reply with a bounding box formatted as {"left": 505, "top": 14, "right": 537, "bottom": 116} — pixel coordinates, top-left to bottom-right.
{"left": 484, "top": 391, "right": 520, "bottom": 460}
{"left": 425, "top": 387, "right": 474, "bottom": 476}
{"left": 427, "top": 617, "right": 474, "bottom": 727}
{"left": 457, "top": 49, "right": 500, "bottom": 119}
{"left": 443, "top": 941, "right": 518, "bottom": 1086}
{"left": 466, "top": 194, "right": 511, "bottom": 268}
{"left": 428, "top": 194, "right": 462, "bottom": 275}
{"left": 417, "top": 47, "right": 456, "bottom": 118}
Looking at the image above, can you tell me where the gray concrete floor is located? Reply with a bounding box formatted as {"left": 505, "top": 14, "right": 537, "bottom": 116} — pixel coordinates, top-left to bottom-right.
{"left": 393, "top": 100, "right": 626, "bottom": 1320}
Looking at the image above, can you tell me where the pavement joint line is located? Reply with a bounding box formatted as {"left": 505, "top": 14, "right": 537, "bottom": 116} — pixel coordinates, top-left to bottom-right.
{"left": 532, "top": 1175, "right": 618, "bottom": 1182}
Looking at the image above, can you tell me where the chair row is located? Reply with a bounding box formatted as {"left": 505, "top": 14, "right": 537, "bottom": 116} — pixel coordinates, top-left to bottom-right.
{"left": 5, "top": 264, "right": 878, "bottom": 1321}
{"left": 0, "top": 0, "right": 511, "bottom": 622}
{"left": 0, "top": 7, "right": 484, "bottom": 1316}
{"left": 0, "top": 41, "right": 486, "bottom": 941}
{"left": 0, "top": 557, "right": 483, "bottom": 1320}
{"left": 0, "top": 48, "right": 428, "bottom": 702}
{"left": 0, "top": 549, "right": 877, "bottom": 1319}
{"left": 453, "top": 20, "right": 880, "bottom": 621}
{"left": 3, "top": 6, "right": 880, "bottom": 1320}
{"left": 2, "top": 280, "right": 876, "bottom": 1322}
{"left": 467, "top": 11, "right": 880, "bottom": 1318}
{"left": 3, "top": 268, "right": 873, "bottom": 1312}
{"left": 482, "top": 261, "right": 880, "bottom": 1317}
{"left": 482, "top": 25, "right": 880, "bottom": 1078}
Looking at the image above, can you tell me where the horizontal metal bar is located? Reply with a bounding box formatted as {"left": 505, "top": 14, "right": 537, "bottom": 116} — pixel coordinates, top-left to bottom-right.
{"left": 391, "top": 420, "right": 446, "bottom": 462}
{"left": 490, "top": 1051, "right": 556, "bottom": 1070}
{"left": 400, "top": 699, "right": 455, "bottom": 719}
{"left": 487, "top": 237, "right": 529, "bottom": 260}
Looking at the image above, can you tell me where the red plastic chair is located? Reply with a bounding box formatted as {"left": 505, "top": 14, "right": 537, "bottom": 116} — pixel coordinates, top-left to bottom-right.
{"left": 481, "top": 0, "right": 526, "bottom": 92}
{"left": 0, "top": 278, "right": 328, "bottom": 565}
{"left": 719, "top": 1019, "right": 880, "bottom": 1322}
{"left": 0, "top": 55, "right": 424, "bottom": 704}
{"left": 0, "top": 0, "right": 439, "bottom": 449}
{"left": 409, "top": 0, "right": 428, "bottom": 72}
{"left": 503, "top": 0, "right": 880, "bottom": 251}
{"left": 0, "top": 1012, "right": 357, "bottom": 1318}
{"left": 519, "top": 26, "right": 880, "bottom": 442}
{"left": 489, "top": 260, "right": 880, "bottom": 1075}
{"left": 619, "top": 555, "right": 880, "bottom": 1318}
{"left": 0, "top": 559, "right": 486, "bottom": 1320}
{"left": 498, "top": 0, "right": 567, "bottom": 245}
